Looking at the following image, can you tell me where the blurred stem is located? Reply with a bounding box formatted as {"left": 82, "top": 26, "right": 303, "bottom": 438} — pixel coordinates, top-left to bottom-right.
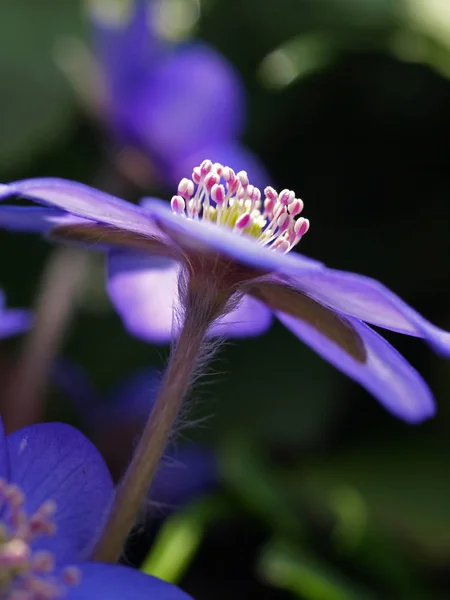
{"left": 93, "top": 280, "right": 226, "bottom": 562}
{"left": 5, "top": 247, "right": 87, "bottom": 433}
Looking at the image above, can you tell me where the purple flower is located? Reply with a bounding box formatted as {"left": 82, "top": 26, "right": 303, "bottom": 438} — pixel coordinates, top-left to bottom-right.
{"left": 86, "top": 0, "right": 267, "bottom": 186}
{"left": 54, "top": 362, "right": 218, "bottom": 510}
{"left": 0, "top": 289, "right": 32, "bottom": 339}
{"left": 0, "top": 161, "right": 449, "bottom": 423}
{"left": 0, "top": 418, "right": 192, "bottom": 599}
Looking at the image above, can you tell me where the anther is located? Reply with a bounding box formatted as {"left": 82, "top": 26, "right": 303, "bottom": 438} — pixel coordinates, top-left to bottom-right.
{"left": 294, "top": 217, "right": 310, "bottom": 237}
{"left": 211, "top": 184, "right": 225, "bottom": 206}
{"left": 288, "top": 198, "right": 304, "bottom": 216}
{"left": 177, "top": 178, "right": 194, "bottom": 199}
{"left": 171, "top": 196, "right": 186, "bottom": 214}
{"left": 278, "top": 189, "right": 295, "bottom": 206}
{"left": 200, "top": 159, "right": 213, "bottom": 177}
{"left": 203, "top": 172, "right": 220, "bottom": 192}
{"left": 235, "top": 213, "right": 253, "bottom": 230}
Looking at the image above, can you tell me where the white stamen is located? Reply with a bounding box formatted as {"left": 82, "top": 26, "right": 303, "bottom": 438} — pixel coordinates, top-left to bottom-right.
{"left": 172, "top": 161, "right": 310, "bottom": 252}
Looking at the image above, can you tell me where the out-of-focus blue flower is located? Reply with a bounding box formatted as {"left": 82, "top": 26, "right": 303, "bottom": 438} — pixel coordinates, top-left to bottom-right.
{"left": 55, "top": 362, "right": 218, "bottom": 510}
{"left": 0, "top": 418, "right": 192, "bottom": 599}
{"left": 0, "top": 289, "right": 32, "bottom": 339}
{"left": 0, "top": 164, "right": 449, "bottom": 423}
{"left": 86, "top": 0, "right": 268, "bottom": 187}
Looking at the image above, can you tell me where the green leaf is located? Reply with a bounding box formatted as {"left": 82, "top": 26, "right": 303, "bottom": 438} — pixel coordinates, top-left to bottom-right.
{"left": 141, "top": 495, "right": 232, "bottom": 583}
{"left": 259, "top": 538, "right": 379, "bottom": 600}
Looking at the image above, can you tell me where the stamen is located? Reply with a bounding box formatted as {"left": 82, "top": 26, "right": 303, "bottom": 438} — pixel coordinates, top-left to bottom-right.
{"left": 0, "top": 479, "right": 80, "bottom": 599}
{"left": 172, "top": 161, "right": 310, "bottom": 253}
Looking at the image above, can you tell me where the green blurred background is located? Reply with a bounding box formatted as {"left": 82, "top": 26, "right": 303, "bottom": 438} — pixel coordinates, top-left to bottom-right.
{"left": 1, "top": 0, "right": 450, "bottom": 598}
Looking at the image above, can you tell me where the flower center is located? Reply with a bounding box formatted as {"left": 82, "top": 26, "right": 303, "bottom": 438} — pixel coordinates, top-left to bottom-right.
{"left": 0, "top": 479, "right": 80, "bottom": 600}
{"left": 171, "top": 159, "right": 310, "bottom": 253}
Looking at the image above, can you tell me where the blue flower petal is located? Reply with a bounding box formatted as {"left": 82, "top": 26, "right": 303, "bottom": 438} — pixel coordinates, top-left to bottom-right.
{"left": 67, "top": 562, "right": 193, "bottom": 600}
{"left": 107, "top": 367, "right": 160, "bottom": 424}
{"left": 277, "top": 311, "right": 436, "bottom": 423}
{"left": 0, "top": 206, "right": 90, "bottom": 233}
{"left": 151, "top": 445, "right": 217, "bottom": 510}
{"left": 0, "top": 308, "right": 32, "bottom": 339}
{"left": 108, "top": 251, "right": 273, "bottom": 343}
{"left": 126, "top": 42, "right": 245, "bottom": 167}
{"left": 7, "top": 423, "right": 114, "bottom": 562}
{"left": 52, "top": 360, "right": 100, "bottom": 428}
{"left": 287, "top": 269, "right": 450, "bottom": 357}
{"left": 170, "top": 141, "right": 271, "bottom": 190}
{"left": 91, "top": 0, "right": 162, "bottom": 97}
{"left": 141, "top": 199, "right": 323, "bottom": 276}
{"left": 0, "top": 179, "right": 162, "bottom": 238}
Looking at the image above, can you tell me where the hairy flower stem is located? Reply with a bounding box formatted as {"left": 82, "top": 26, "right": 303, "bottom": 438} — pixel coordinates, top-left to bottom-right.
{"left": 93, "top": 279, "right": 226, "bottom": 562}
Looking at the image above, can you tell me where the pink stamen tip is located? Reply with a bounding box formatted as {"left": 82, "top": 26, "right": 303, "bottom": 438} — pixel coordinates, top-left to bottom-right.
{"left": 237, "top": 170, "right": 249, "bottom": 187}
{"left": 295, "top": 217, "right": 310, "bottom": 237}
{"left": 264, "top": 186, "right": 278, "bottom": 203}
{"left": 192, "top": 167, "right": 201, "bottom": 184}
{"left": 228, "top": 178, "right": 240, "bottom": 195}
{"left": 235, "top": 213, "right": 252, "bottom": 230}
{"left": 200, "top": 159, "right": 213, "bottom": 176}
{"left": 222, "top": 166, "right": 235, "bottom": 182}
{"left": 250, "top": 187, "right": 261, "bottom": 204}
{"left": 213, "top": 162, "right": 223, "bottom": 175}
{"left": 211, "top": 183, "right": 225, "bottom": 205}
{"left": 288, "top": 198, "right": 304, "bottom": 216}
{"left": 264, "top": 197, "right": 276, "bottom": 214}
{"left": 203, "top": 172, "right": 220, "bottom": 192}
{"left": 177, "top": 178, "right": 194, "bottom": 199}
{"left": 171, "top": 195, "right": 186, "bottom": 214}
{"left": 278, "top": 189, "right": 295, "bottom": 206}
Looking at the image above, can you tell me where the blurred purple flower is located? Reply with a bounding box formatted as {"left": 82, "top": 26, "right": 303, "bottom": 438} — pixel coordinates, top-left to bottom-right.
{"left": 0, "top": 162, "right": 449, "bottom": 423}
{"left": 0, "top": 289, "right": 32, "bottom": 339}
{"left": 55, "top": 361, "right": 218, "bottom": 510}
{"left": 0, "top": 418, "right": 191, "bottom": 599}
{"left": 86, "top": 0, "right": 267, "bottom": 187}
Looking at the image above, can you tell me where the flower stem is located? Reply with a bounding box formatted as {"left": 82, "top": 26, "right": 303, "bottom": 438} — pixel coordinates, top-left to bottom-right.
{"left": 5, "top": 247, "right": 87, "bottom": 433}
{"left": 93, "top": 283, "right": 222, "bottom": 562}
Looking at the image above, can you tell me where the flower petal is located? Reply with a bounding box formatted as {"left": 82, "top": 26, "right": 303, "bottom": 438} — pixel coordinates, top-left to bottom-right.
{"left": 7, "top": 423, "right": 114, "bottom": 562}
{"left": 0, "top": 308, "right": 32, "bottom": 339}
{"left": 285, "top": 269, "right": 450, "bottom": 357}
{"left": 127, "top": 42, "right": 245, "bottom": 167}
{"left": 0, "top": 178, "right": 162, "bottom": 238}
{"left": 277, "top": 311, "right": 435, "bottom": 423}
{"left": 210, "top": 295, "right": 273, "bottom": 338}
{"left": 0, "top": 206, "right": 91, "bottom": 233}
{"left": 67, "top": 562, "right": 193, "bottom": 600}
{"left": 151, "top": 445, "right": 217, "bottom": 510}
{"left": 106, "top": 368, "right": 160, "bottom": 424}
{"left": 90, "top": 0, "right": 161, "bottom": 98}
{"left": 108, "top": 251, "right": 273, "bottom": 343}
{"left": 170, "top": 141, "right": 271, "bottom": 190}
{"left": 108, "top": 251, "right": 180, "bottom": 343}
{"left": 141, "top": 199, "right": 324, "bottom": 276}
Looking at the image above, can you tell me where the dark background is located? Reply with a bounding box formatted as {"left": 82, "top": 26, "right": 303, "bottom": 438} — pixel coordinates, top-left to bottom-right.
{"left": 1, "top": 1, "right": 450, "bottom": 598}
